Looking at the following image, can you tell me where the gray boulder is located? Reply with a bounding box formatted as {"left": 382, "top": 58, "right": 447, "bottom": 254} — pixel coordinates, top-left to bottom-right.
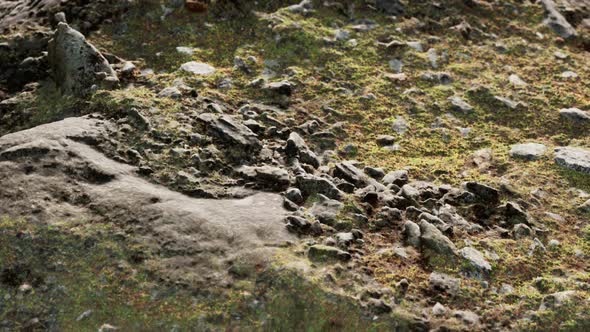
{"left": 48, "top": 23, "right": 118, "bottom": 96}
{"left": 539, "top": 0, "right": 577, "bottom": 39}
{"left": 285, "top": 132, "right": 320, "bottom": 168}
{"left": 560, "top": 108, "right": 590, "bottom": 124}
{"left": 419, "top": 220, "right": 457, "bottom": 264}
{"left": 509, "top": 143, "right": 547, "bottom": 160}
{"left": 459, "top": 247, "right": 492, "bottom": 278}
{"left": 555, "top": 147, "right": 590, "bottom": 174}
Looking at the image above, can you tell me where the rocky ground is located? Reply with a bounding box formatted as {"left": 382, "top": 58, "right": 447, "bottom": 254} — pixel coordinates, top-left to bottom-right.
{"left": 1, "top": 0, "right": 590, "bottom": 331}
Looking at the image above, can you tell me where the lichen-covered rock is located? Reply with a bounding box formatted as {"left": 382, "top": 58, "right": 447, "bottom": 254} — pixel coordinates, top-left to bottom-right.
{"left": 459, "top": 247, "right": 492, "bottom": 278}
{"left": 308, "top": 245, "right": 351, "bottom": 263}
{"left": 48, "top": 23, "right": 118, "bottom": 96}
{"left": 419, "top": 220, "right": 457, "bottom": 264}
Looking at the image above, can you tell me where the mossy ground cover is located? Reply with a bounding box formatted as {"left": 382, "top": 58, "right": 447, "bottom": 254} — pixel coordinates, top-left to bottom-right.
{"left": 3, "top": 0, "right": 588, "bottom": 329}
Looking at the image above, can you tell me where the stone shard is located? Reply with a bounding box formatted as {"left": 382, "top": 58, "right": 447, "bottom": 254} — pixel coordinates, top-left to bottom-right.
{"left": 48, "top": 23, "right": 118, "bottom": 96}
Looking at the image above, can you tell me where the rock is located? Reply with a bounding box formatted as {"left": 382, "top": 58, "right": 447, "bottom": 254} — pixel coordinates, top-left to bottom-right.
{"left": 453, "top": 310, "right": 480, "bottom": 325}
{"left": 539, "top": 0, "right": 577, "bottom": 39}
{"left": 180, "top": 61, "right": 216, "bottom": 75}
{"left": 376, "top": 135, "right": 396, "bottom": 146}
{"left": 419, "top": 220, "right": 457, "bottom": 263}
{"left": 578, "top": 199, "right": 590, "bottom": 213}
{"left": 364, "top": 166, "right": 385, "bottom": 180}
{"left": 464, "top": 182, "right": 500, "bottom": 204}
{"left": 295, "top": 174, "right": 344, "bottom": 200}
{"left": 335, "top": 232, "right": 354, "bottom": 247}
{"left": 285, "top": 132, "right": 320, "bottom": 168}
{"left": 310, "top": 195, "right": 343, "bottom": 226}
{"left": 561, "top": 71, "right": 578, "bottom": 79}
{"left": 333, "top": 161, "right": 371, "bottom": 188}
{"left": 197, "top": 113, "right": 261, "bottom": 158}
{"left": 459, "top": 247, "right": 492, "bottom": 278}
{"left": 448, "top": 96, "right": 474, "bottom": 113}
{"left": 374, "top": 207, "right": 403, "bottom": 228}
{"left": 392, "top": 116, "right": 409, "bottom": 134}
{"left": 76, "top": 310, "right": 93, "bottom": 322}
{"left": 420, "top": 72, "right": 452, "bottom": 85}
{"left": 237, "top": 165, "right": 290, "bottom": 191}
{"left": 509, "top": 74, "right": 527, "bottom": 87}
{"left": 285, "top": 188, "right": 304, "bottom": 205}
{"left": 404, "top": 221, "right": 421, "bottom": 247}
{"left": 48, "top": 23, "right": 118, "bottom": 96}
{"left": 555, "top": 147, "right": 590, "bottom": 174}
{"left": 388, "top": 59, "right": 403, "bottom": 73}
{"left": 509, "top": 143, "right": 547, "bottom": 160}
{"left": 539, "top": 290, "right": 577, "bottom": 310}
{"left": 375, "top": 0, "right": 404, "bottom": 15}
{"left": 55, "top": 12, "right": 67, "bottom": 23}
{"left": 308, "top": 245, "right": 351, "bottom": 263}
{"left": 0, "top": 116, "right": 295, "bottom": 289}
{"left": 432, "top": 303, "right": 447, "bottom": 316}
{"left": 157, "top": 86, "right": 182, "bottom": 99}
{"left": 285, "top": 0, "right": 313, "bottom": 14}
{"left": 501, "top": 202, "right": 531, "bottom": 225}
{"left": 285, "top": 215, "right": 310, "bottom": 234}
{"left": 429, "top": 272, "right": 460, "bottom": 296}
{"left": 382, "top": 170, "right": 409, "bottom": 187}
{"left": 98, "top": 324, "right": 119, "bottom": 332}
{"left": 264, "top": 80, "right": 294, "bottom": 96}
{"left": 176, "top": 46, "right": 194, "bottom": 55}
{"left": 559, "top": 108, "right": 590, "bottom": 124}
{"left": 513, "top": 223, "right": 534, "bottom": 239}
{"left": 367, "top": 298, "right": 392, "bottom": 314}
{"left": 334, "top": 29, "right": 350, "bottom": 41}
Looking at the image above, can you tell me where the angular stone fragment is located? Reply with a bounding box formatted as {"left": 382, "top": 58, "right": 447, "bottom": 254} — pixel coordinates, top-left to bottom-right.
{"left": 295, "top": 174, "right": 344, "bottom": 200}
{"left": 285, "top": 132, "right": 320, "bottom": 168}
{"left": 539, "top": 0, "right": 577, "bottom": 39}
{"left": 48, "top": 23, "right": 118, "bottom": 96}
{"left": 464, "top": 181, "right": 500, "bottom": 204}
{"left": 419, "top": 220, "right": 457, "bottom": 264}
{"left": 197, "top": 113, "right": 261, "bottom": 158}
{"left": 459, "top": 247, "right": 492, "bottom": 278}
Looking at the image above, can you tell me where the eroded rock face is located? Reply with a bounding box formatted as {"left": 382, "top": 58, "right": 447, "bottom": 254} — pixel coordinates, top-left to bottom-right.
{"left": 48, "top": 23, "right": 118, "bottom": 96}
{"left": 0, "top": 116, "right": 295, "bottom": 288}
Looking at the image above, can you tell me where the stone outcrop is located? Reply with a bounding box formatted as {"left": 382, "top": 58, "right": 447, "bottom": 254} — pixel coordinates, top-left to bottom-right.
{"left": 48, "top": 23, "right": 118, "bottom": 96}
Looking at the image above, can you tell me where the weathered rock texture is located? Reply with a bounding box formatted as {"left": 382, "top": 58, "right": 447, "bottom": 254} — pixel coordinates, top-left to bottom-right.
{"left": 48, "top": 23, "right": 118, "bottom": 96}
{"left": 0, "top": 116, "right": 294, "bottom": 288}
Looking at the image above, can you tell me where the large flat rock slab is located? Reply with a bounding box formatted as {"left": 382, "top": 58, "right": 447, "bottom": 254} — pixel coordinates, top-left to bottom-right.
{"left": 0, "top": 116, "right": 294, "bottom": 288}
{"left": 555, "top": 147, "right": 590, "bottom": 174}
